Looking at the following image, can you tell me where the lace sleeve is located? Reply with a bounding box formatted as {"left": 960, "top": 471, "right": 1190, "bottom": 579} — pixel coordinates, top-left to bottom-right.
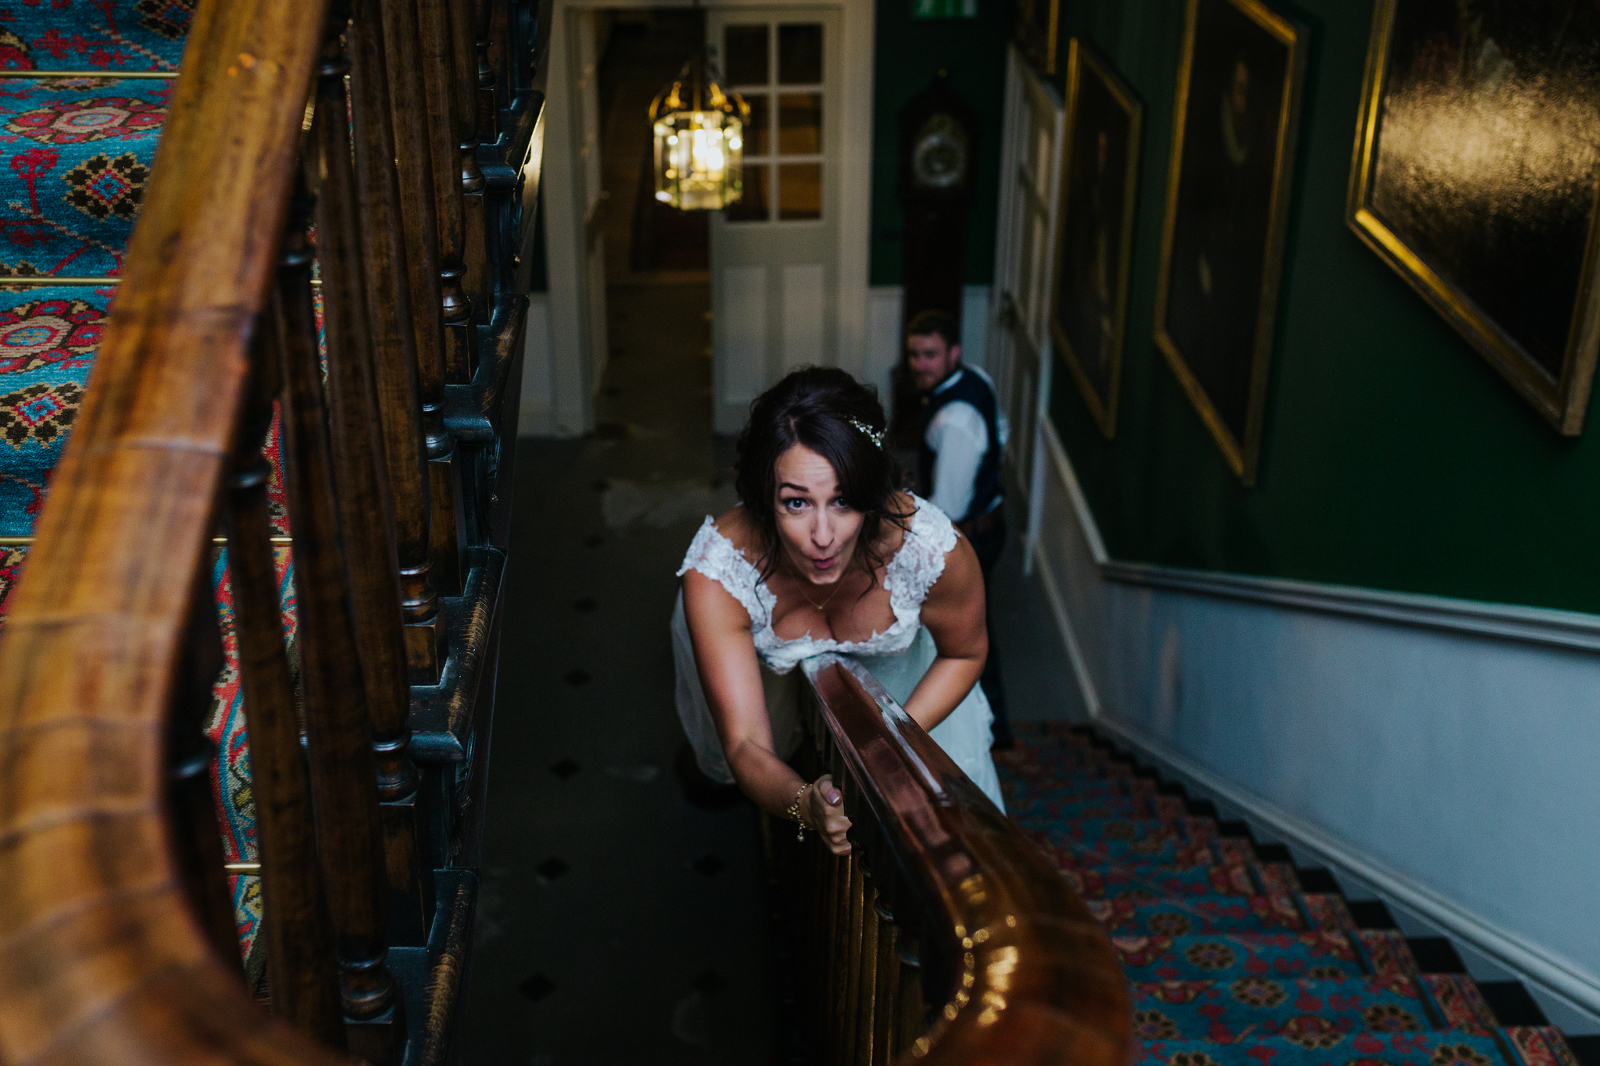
{"left": 883, "top": 496, "right": 960, "bottom": 613}
{"left": 677, "top": 517, "right": 771, "bottom": 628}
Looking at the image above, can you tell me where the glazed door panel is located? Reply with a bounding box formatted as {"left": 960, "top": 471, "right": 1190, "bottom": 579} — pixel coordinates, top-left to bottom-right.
{"left": 709, "top": 7, "right": 842, "bottom": 432}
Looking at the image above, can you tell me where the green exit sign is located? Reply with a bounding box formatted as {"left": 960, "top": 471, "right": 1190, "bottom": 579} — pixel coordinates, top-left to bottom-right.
{"left": 912, "top": 0, "right": 977, "bottom": 17}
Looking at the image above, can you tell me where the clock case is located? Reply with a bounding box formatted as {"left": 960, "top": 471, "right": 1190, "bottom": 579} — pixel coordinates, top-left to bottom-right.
{"left": 888, "top": 71, "right": 982, "bottom": 450}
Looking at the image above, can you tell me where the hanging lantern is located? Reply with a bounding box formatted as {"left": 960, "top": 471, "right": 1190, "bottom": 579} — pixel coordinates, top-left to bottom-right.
{"left": 650, "top": 55, "right": 748, "bottom": 211}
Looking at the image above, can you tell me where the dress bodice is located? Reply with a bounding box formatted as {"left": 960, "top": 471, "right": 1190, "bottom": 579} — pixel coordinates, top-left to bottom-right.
{"left": 675, "top": 495, "right": 960, "bottom": 674}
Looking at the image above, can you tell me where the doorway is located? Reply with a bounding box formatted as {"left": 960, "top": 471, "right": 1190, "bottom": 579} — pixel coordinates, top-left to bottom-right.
{"left": 592, "top": 9, "right": 715, "bottom": 456}
{"left": 535, "top": 0, "right": 874, "bottom": 439}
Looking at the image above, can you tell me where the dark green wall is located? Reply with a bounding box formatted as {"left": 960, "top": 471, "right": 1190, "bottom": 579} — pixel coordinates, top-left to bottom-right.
{"left": 868, "top": 0, "right": 1012, "bottom": 287}
{"left": 1047, "top": 0, "right": 1600, "bottom": 615}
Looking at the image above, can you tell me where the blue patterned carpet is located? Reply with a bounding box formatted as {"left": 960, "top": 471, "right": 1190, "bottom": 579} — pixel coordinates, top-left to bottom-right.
{"left": 0, "top": 0, "right": 280, "bottom": 980}
{"left": 995, "top": 728, "right": 1582, "bottom": 1066}
{"left": 0, "top": 0, "right": 190, "bottom": 72}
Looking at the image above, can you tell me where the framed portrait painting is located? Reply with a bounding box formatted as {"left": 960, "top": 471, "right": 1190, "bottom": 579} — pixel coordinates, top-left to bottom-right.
{"left": 1348, "top": 0, "right": 1600, "bottom": 435}
{"left": 1051, "top": 39, "right": 1143, "bottom": 438}
{"left": 1154, "top": 0, "right": 1308, "bottom": 485}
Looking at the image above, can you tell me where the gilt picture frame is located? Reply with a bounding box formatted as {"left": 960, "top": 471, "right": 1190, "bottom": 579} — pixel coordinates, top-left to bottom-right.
{"left": 1014, "top": 0, "right": 1060, "bottom": 76}
{"left": 1051, "top": 38, "right": 1143, "bottom": 438}
{"left": 1153, "top": 0, "right": 1307, "bottom": 486}
{"left": 1347, "top": 0, "right": 1600, "bottom": 435}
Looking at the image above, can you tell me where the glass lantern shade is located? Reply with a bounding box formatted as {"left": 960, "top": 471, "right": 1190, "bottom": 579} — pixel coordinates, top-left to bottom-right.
{"left": 650, "top": 57, "right": 749, "bottom": 211}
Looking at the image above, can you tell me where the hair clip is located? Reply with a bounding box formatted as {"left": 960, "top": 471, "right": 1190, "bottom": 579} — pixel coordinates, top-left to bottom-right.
{"left": 848, "top": 417, "right": 885, "bottom": 450}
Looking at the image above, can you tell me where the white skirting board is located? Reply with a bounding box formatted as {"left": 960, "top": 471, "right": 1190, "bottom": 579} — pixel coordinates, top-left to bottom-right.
{"left": 519, "top": 293, "right": 556, "bottom": 437}
{"left": 1028, "top": 416, "right": 1600, "bottom": 1035}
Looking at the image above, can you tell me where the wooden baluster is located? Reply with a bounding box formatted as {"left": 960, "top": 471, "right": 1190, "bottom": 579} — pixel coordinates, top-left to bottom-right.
{"left": 277, "top": 159, "right": 404, "bottom": 1062}
{"left": 416, "top": 0, "right": 470, "bottom": 593}
{"left": 380, "top": 0, "right": 464, "bottom": 615}
{"left": 167, "top": 551, "right": 245, "bottom": 979}
{"left": 806, "top": 803, "right": 829, "bottom": 1041}
{"left": 830, "top": 749, "right": 853, "bottom": 1060}
{"left": 320, "top": 1, "right": 436, "bottom": 950}
{"left": 349, "top": 0, "right": 446, "bottom": 688}
{"left": 871, "top": 891, "right": 900, "bottom": 1065}
{"left": 475, "top": 0, "right": 498, "bottom": 144}
{"left": 895, "top": 929, "right": 925, "bottom": 1057}
{"left": 841, "top": 776, "right": 867, "bottom": 1064}
{"left": 225, "top": 321, "right": 345, "bottom": 1045}
{"left": 418, "top": 0, "right": 475, "bottom": 385}
{"left": 855, "top": 853, "right": 881, "bottom": 1066}
{"left": 454, "top": 0, "right": 490, "bottom": 319}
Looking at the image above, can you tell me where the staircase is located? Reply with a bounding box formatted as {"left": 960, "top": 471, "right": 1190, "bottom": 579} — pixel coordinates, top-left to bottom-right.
{"left": 0, "top": 0, "right": 541, "bottom": 1060}
{"left": 0, "top": 4, "right": 290, "bottom": 977}
{"left": 997, "top": 726, "right": 1587, "bottom": 1066}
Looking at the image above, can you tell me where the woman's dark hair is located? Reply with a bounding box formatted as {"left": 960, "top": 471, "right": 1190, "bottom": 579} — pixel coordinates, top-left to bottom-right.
{"left": 734, "top": 366, "right": 913, "bottom": 582}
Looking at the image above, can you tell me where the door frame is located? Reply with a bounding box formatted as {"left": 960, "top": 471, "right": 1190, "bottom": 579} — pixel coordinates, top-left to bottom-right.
{"left": 987, "top": 45, "right": 1065, "bottom": 573}
{"left": 533, "top": 0, "right": 875, "bottom": 436}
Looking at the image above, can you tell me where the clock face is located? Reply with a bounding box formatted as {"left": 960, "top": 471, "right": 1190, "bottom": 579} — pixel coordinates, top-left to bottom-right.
{"left": 912, "top": 113, "right": 968, "bottom": 190}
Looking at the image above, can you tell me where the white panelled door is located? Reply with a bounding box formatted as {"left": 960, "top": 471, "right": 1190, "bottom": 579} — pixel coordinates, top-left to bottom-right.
{"left": 989, "top": 51, "right": 1062, "bottom": 500}
{"left": 709, "top": 8, "right": 842, "bottom": 432}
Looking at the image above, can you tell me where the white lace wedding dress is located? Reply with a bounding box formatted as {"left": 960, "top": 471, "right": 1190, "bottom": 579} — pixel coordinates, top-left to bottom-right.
{"left": 669, "top": 495, "right": 1005, "bottom": 810}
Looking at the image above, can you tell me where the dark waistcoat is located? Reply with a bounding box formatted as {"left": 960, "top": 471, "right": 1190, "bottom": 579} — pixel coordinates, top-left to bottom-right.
{"left": 918, "top": 367, "right": 1002, "bottom": 524}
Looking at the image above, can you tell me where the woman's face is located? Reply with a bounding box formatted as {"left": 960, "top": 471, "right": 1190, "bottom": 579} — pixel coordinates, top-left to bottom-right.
{"left": 773, "top": 443, "right": 864, "bottom": 585}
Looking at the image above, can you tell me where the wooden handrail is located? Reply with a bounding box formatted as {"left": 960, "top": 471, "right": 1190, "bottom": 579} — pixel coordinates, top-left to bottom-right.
{"left": 801, "top": 655, "right": 1132, "bottom": 1066}
{"left": 0, "top": 0, "right": 348, "bottom": 1062}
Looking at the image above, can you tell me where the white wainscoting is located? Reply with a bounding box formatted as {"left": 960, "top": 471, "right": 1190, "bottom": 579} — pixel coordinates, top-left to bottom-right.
{"left": 862, "top": 284, "right": 993, "bottom": 399}
{"left": 1030, "top": 416, "right": 1600, "bottom": 1035}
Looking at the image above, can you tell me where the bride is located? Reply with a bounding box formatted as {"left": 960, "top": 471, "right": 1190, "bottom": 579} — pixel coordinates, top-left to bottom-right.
{"left": 671, "top": 367, "right": 1004, "bottom": 857}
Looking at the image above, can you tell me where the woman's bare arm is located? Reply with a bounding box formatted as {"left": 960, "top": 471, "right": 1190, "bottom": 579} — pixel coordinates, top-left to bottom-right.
{"left": 682, "top": 565, "right": 851, "bottom": 852}
{"left": 901, "top": 532, "right": 988, "bottom": 732}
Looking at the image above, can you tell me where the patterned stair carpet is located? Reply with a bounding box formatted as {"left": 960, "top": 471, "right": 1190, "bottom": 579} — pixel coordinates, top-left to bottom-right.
{"left": 0, "top": 0, "right": 282, "bottom": 981}
{"left": 995, "top": 727, "right": 1583, "bottom": 1066}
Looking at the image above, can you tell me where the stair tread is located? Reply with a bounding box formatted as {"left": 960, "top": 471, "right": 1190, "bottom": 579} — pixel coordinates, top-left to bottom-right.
{"left": 1131, "top": 1029, "right": 1517, "bottom": 1066}
{"left": 3, "top": 3, "right": 191, "bottom": 71}
{"left": 1133, "top": 973, "right": 1447, "bottom": 1045}
{"left": 1000, "top": 732, "right": 1580, "bottom": 1066}
{"left": 1114, "top": 931, "right": 1367, "bottom": 983}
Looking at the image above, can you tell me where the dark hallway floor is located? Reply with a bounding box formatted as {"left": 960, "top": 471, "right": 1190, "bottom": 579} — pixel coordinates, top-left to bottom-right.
{"left": 462, "top": 9, "right": 1076, "bottom": 1059}
{"left": 464, "top": 276, "right": 778, "bottom": 1064}
{"left": 463, "top": 314, "right": 1076, "bottom": 1063}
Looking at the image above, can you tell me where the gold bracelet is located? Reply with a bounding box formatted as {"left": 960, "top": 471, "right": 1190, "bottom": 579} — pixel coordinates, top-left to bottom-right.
{"left": 786, "top": 782, "right": 810, "bottom": 842}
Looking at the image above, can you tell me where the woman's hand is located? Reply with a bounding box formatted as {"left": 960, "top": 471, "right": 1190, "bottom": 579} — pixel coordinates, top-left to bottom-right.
{"left": 805, "top": 774, "right": 852, "bottom": 855}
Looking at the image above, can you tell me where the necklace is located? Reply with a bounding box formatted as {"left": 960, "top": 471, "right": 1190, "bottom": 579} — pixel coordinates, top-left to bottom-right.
{"left": 799, "top": 576, "right": 846, "bottom": 613}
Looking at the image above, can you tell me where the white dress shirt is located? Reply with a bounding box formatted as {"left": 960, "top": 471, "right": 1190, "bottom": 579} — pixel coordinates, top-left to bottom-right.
{"left": 923, "top": 368, "right": 1009, "bottom": 522}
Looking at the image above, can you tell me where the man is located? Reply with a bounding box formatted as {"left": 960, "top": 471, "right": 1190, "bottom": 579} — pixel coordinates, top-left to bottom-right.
{"left": 904, "top": 309, "right": 1013, "bottom": 749}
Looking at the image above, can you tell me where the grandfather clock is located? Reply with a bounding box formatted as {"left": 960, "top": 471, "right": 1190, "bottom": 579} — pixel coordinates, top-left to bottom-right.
{"left": 889, "top": 71, "right": 981, "bottom": 449}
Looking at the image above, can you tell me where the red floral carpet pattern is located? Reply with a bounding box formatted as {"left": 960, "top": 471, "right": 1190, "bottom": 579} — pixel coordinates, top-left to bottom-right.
{"left": 0, "top": 0, "right": 192, "bottom": 72}
{"left": 998, "top": 729, "right": 1582, "bottom": 1066}
{"left": 0, "top": 285, "right": 108, "bottom": 533}
{"left": 0, "top": 79, "right": 168, "bottom": 277}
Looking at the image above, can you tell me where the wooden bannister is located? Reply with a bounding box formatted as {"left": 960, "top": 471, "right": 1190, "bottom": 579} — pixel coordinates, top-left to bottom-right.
{"left": 799, "top": 655, "right": 1133, "bottom": 1066}
{"left": 0, "top": 0, "right": 544, "bottom": 1054}
{"left": 0, "top": 0, "right": 347, "bottom": 1060}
